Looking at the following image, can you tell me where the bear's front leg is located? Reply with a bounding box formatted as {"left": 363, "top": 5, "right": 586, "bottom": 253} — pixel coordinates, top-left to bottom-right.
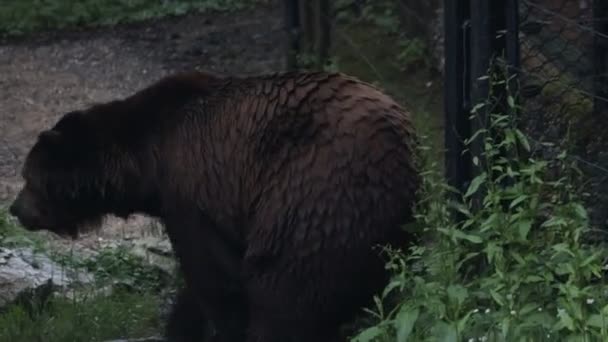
{"left": 165, "top": 286, "right": 209, "bottom": 341}
{"left": 163, "top": 211, "right": 248, "bottom": 342}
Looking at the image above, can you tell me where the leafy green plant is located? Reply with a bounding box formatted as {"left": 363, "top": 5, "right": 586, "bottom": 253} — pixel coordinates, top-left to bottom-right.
{"left": 351, "top": 70, "right": 608, "bottom": 341}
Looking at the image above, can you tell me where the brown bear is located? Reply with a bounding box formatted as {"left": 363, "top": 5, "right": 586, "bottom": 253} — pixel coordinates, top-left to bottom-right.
{"left": 9, "top": 70, "right": 420, "bottom": 342}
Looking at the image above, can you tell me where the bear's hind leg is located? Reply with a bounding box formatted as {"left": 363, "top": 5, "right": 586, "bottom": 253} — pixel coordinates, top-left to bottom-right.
{"left": 242, "top": 256, "right": 378, "bottom": 342}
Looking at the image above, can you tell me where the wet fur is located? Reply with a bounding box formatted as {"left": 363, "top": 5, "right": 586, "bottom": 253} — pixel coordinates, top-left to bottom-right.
{"left": 11, "top": 70, "right": 420, "bottom": 342}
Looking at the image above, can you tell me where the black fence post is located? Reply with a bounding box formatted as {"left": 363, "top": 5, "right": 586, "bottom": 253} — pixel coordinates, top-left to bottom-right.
{"left": 594, "top": 0, "right": 608, "bottom": 114}
{"left": 469, "top": 0, "right": 492, "bottom": 172}
{"left": 316, "top": 0, "right": 331, "bottom": 69}
{"left": 444, "top": 0, "right": 520, "bottom": 200}
{"left": 285, "top": 0, "right": 300, "bottom": 70}
{"left": 505, "top": 0, "right": 520, "bottom": 93}
{"left": 443, "top": 0, "right": 471, "bottom": 196}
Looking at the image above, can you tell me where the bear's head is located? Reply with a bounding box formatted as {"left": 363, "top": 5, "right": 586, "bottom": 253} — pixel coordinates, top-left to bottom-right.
{"left": 9, "top": 109, "right": 131, "bottom": 238}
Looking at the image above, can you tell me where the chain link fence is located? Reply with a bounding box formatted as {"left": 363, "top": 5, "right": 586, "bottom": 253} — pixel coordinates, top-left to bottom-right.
{"left": 517, "top": 0, "right": 608, "bottom": 231}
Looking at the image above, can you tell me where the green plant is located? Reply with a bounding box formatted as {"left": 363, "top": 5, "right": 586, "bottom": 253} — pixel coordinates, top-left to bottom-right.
{"left": 351, "top": 70, "right": 608, "bottom": 341}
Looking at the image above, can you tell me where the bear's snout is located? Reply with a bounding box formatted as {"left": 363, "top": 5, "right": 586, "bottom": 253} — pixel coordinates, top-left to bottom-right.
{"left": 8, "top": 192, "right": 43, "bottom": 231}
{"left": 8, "top": 200, "right": 20, "bottom": 218}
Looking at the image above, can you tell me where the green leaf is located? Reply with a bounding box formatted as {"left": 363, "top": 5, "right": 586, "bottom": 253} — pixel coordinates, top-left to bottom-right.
{"left": 490, "top": 289, "right": 505, "bottom": 306}
{"left": 470, "top": 102, "right": 486, "bottom": 114}
{"left": 524, "top": 275, "right": 544, "bottom": 283}
{"left": 552, "top": 243, "right": 576, "bottom": 257}
{"left": 352, "top": 326, "right": 385, "bottom": 342}
{"left": 557, "top": 309, "right": 575, "bottom": 331}
{"left": 517, "top": 219, "right": 532, "bottom": 240}
{"left": 395, "top": 307, "right": 420, "bottom": 342}
{"left": 452, "top": 229, "right": 483, "bottom": 244}
{"left": 484, "top": 242, "right": 503, "bottom": 263}
{"left": 587, "top": 314, "right": 608, "bottom": 329}
{"left": 580, "top": 251, "right": 601, "bottom": 267}
{"left": 447, "top": 284, "right": 468, "bottom": 307}
{"left": 501, "top": 316, "right": 511, "bottom": 338}
{"left": 515, "top": 129, "right": 531, "bottom": 152}
{"left": 464, "top": 173, "right": 486, "bottom": 198}
{"left": 542, "top": 217, "right": 567, "bottom": 228}
{"left": 509, "top": 194, "right": 528, "bottom": 209}
{"left": 572, "top": 203, "right": 588, "bottom": 221}
{"left": 507, "top": 95, "right": 515, "bottom": 108}
{"left": 480, "top": 212, "right": 500, "bottom": 232}
{"left": 434, "top": 322, "right": 458, "bottom": 342}
{"left": 520, "top": 303, "right": 541, "bottom": 315}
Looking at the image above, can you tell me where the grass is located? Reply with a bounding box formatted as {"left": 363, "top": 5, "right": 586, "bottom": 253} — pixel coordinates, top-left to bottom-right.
{"left": 0, "top": 289, "right": 162, "bottom": 342}
{"left": 0, "top": 0, "right": 268, "bottom": 37}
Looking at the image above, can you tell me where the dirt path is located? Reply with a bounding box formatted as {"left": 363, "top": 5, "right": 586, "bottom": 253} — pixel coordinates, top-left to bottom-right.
{"left": 0, "top": 3, "right": 286, "bottom": 249}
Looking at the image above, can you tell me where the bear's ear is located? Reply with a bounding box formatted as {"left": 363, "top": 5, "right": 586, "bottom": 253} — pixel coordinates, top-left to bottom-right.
{"left": 38, "top": 130, "right": 62, "bottom": 145}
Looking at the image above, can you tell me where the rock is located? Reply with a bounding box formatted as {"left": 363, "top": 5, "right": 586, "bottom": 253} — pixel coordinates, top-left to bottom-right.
{"left": 130, "top": 236, "right": 177, "bottom": 276}
{"left": 0, "top": 246, "right": 94, "bottom": 308}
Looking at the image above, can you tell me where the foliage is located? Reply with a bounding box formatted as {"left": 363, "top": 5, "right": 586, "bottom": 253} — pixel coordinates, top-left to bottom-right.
{"left": 0, "top": 289, "right": 161, "bottom": 342}
{"left": 351, "top": 71, "right": 608, "bottom": 341}
{"left": 0, "top": 0, "right": 267, "bottom": 37}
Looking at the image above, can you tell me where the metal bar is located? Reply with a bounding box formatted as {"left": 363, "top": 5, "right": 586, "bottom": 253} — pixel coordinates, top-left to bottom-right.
{"left": 284, "top": 0, "right": 300, "bottom": 70}
{"left": 443, "top": 0, "right": 471, "bottom": 194}
{"left": 505, "top": 0, "right": 520, "bottom": 101}
{"left": 317, "top": 0, "right": 331, "bottom": 69}
{"left": 594, "top": 0, "right": 608, "bottom": 114}
{"left": 469, "top": 0, "right": 492, "bottom": 169}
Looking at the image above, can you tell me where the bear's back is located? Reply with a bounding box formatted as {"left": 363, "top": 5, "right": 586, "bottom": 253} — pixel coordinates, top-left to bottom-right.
{"left": 232, "top": 71, "right": 416, "bottom": 178}
{"left": 234, "top": 72, "right": 418, "bottom": 256}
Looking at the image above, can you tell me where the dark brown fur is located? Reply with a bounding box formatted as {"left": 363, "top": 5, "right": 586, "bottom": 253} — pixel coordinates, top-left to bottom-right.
{"left": 10, "top": 70, "right": 420, "bottom": 342}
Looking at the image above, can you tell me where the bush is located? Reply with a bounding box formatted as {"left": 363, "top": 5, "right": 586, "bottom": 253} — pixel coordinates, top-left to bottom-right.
{"left": 352, "top": 72, "right": 608, "bottom": 341}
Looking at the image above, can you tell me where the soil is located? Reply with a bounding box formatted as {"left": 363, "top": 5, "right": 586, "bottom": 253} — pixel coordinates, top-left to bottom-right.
{"left": 0, "top": 3, "right": 287, "bottom": 250}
